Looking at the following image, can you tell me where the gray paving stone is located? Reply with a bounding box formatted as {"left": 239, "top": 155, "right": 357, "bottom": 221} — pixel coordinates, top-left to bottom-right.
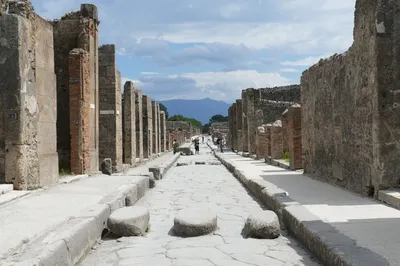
{"left": 79, "top": 145, "right": 320, "bottom": 266}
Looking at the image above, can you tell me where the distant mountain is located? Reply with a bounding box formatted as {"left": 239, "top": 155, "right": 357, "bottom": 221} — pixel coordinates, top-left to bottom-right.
{"left": 158, "top": 98, "right": 230, "bottom": 125}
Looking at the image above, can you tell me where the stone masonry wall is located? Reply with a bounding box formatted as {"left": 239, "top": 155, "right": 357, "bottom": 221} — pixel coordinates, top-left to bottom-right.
{"left": 52, "top": 4, "right": 99, "bottom": 173}
{"left": 157, "top": 104, "right": 161, "bottom": 153}
{"left": 236, "top": 99, "right": 243, "bottom": 151}
{"left": 288, "top": 105, "right": 302, "bottom": 170}
{"left": 241, "top": 90, "right": 249, "bottom": 152}
{"left": 99, "top": 44, "right": 122, "bottom": 172}
{"left": 0, "top": 9, "right": 59, "bottom": 188}
{"left": 123, "top": 81, "right": 136, "bottom": 165}
{"left": 142, "top": 95, "right": 153, "bottom": 159}
{"left": 301, "top": 0, "right": 400, "bottom": 196}
{"left": 270, "top": 120, "right": 283, "bottom": 159}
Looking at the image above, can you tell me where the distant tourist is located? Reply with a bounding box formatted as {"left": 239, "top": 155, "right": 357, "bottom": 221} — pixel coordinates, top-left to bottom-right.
{"left": 216, "top": 136, "right": 223, "bottom": 153}
{"left": 202, "top": 136, "right": 204, "bottom": 143}
{"left": 194, "top": 138, "right": 200, "bottom": 155}
{"left": 173, "top": 140, "right": 179, "bottom": 154}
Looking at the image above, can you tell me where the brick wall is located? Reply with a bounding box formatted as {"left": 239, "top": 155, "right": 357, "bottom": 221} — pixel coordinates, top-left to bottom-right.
{"left": 270, "top": 121, "right": 283, "bottom": 159}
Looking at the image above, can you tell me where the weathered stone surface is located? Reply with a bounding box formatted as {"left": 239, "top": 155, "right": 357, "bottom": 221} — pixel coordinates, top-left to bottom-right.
{"left": 301, "top": 0, "right": 400, "bottom": 196}
{"left": 242, "top": 211, "right": 280, "bottom": 239}
{"left": 176, "top": 162, "right": 188, "bottom": 167}
{"left": 101, "top": 158, "right": 112, "bottom": 175}
{"left": 108, "top": 206, "right": 150, "bottom": 237}
{"left": 174, "top": 210, "right": 217, "bottom": 237}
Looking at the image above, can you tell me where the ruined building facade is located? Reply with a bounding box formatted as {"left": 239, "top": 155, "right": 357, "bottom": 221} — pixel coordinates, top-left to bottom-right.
{"left": 228, "top": 0, "right": 400, "bottom": 198}
{"left": 0, "top": 2, "right": 188, "bottom": 190}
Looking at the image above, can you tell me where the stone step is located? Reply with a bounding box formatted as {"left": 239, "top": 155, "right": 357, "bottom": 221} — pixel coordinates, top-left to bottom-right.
{"left": 378, "top": 189, "right": 400, "bottom": 210}
{"left": 0, "top": 184, "right": 13, "bottom": 194}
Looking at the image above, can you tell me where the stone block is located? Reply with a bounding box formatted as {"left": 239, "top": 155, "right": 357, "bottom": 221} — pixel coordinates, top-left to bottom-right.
{"left": 174, "top": 209, "right": 218, "bottom": 237}
{"left": 108, "top": 206, "right": 150, "bottom": 237}
{"left": 242, "top": 211, "right": 280, "bottom": 239}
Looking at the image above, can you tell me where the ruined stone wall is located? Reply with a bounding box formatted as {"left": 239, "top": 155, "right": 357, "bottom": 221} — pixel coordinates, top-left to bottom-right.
{"left": 0, "top": 9, "right": 59, "bottom": 188}
{"left": 52, "top": 4, "right": 99, "bottom": 173}
{"left": 236, "top": 99, "right": 243, "bottom": 151}
{"left": 157, "top": 104, "right": 161, "bottom": 153}
{"left": 210, "top": 122, "right": 229, "bottom": 139}
{"left": 241, "top": 90, "right": 249, "bottom": 152}
{"left": 98, "top": 44, "right": 122, "bottom": 171}
{"left": 142, "top": 95, "right": 153, "bottom": 158}
{"left": 256, "top": 126, "right": 267, "bottom": 159}
{"left": 301, "top": 0, "right": 400, "bottom": 196}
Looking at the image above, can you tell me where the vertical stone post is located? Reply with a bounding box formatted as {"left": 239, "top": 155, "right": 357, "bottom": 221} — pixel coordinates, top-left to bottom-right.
{"left": 232, "top": 103, "right": 238, "bottom": 151}
{"left": 160, "top": 111, "right": 167, "bottom": 152}
{"left": 246, "top": 89, "right": 257, "bottom": 155}
{"left": 241, "top": 90, "right": 249, "bottom": 153}
{"left": 270, "top": 120, "right": 283, "bottom": 159}
{"left": 151, "top": 101, "right": 159, "bottom": 155}
{"left": 142, "top": 95, "right": 153, "bottom": 159}
{"left": 256, "top": 126, "right": 268, "bottom": 159}
{"left": 288, "top": 105, "right": 302, "bottom": 170}
{"left": 99, "top": 44, "right": 123, "bottom": 172}
{"left": 281, "top": 109, "right": 289, "bottom": 154}
{"left": 265, "top": 124, "right": 272, "bottom": 158}
{"left": 135, "top": 89, "right": 143, "bottom": 162}
{"left": 157, "top": 104, "right": 161, "bottom": 154}
{"left": 123, "top": 81, "right": 136, "bottom": 165}
{"left": 236, "top": 99, "right": 243, "bottom": 152}
{"left": 69, "top": 49, "right": 91, "bottom": 175}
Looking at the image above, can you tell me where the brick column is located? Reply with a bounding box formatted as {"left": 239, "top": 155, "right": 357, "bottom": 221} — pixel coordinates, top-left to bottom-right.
{"left": 151, "top": 101, "right": 159, "bottom": 155}
{"left": 135, "top": 89, "right": 143, "bottom": 162}
{"left": 142, "top": 95, "right": 153, "bottom": 159}
{"left": 99, "top": 44, "right": 123, "bottom": 172}
{"left": 288, "top": 105, "right": 302, "bottom": 170}
{"left": 270, "top": 120, "right": 283, "bottom": 159}
{"left": 123, "top": 81, "right": 136, "bottom": 165}
{"left": 160, "top": 111, "right": 167, "bottom": 152}
{"left": 69, "top": 49, "right": 91, "bottom": 175}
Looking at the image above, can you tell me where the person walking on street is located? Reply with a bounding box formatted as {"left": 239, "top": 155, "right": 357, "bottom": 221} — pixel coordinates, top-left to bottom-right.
{"left": 194, "top": 138, "right": 200, "bottom": 155}
{"left": 173, "top": 140, "right": 179, "bottom": 154}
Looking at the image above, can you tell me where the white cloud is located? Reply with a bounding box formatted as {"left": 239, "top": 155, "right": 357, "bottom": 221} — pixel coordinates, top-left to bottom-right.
{"left": 280, "top": 68, "right": 299, "bottom": 73}
{"left": 123, "top": 70, "right": 291, "bottom": 102}
{"left": 281, "top": 54, "right": 331, "bottom": 67}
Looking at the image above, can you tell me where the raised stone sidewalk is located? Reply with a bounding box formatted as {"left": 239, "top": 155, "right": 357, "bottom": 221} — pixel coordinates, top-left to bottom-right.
{"left": 215, "top": 151, "right": 400, "bottom": 266}
{"left": 0, "top": 152, "right": 176, "bottom": 265}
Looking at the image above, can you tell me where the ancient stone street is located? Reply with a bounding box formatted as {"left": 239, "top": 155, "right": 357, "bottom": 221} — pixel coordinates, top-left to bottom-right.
{"left": 80, "top": 143, "right": 320, "bottom": 266}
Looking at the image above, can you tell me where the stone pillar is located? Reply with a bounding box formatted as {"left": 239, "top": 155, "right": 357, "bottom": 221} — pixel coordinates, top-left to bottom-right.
{"left": 142, "top": 95, "right": 153, "bottom": 159}
{"left": 232, "top": 103, "right": 238, "bottom": 151}
{"left": 281, "top": 109, "right": 289, "bottom": 154}
{"left": 151, "top": 101, "right": 159, "bottom": 155}
{"left": 69, "top": 49, "right": 91, "bottom": 175}
{"left": 99, "top": 44, "right": 123, "bottom": 172}
{"left": 53, "top": 4, "right": 99, "bottom": 174}
{"left": 246, "top": 89, "right": 258, "bottom": 156}
{"left": 160, "top": 111, "right": 167, "bottom": 152}
{"left": 0, "top": 10, "right": 59, "bottom": 188}
{"left": 270, "top": 120, "right": 283, "bottom": 159}
{"left": 256, "top": 126, "right": 268, "bottom": 159}
{"left": 157, "top": 104, "right": 161, "bottom": 154}
{"left": 123, "top": 81, "right": 136, "bottom": 165}
{"left": 288, "top": 105, "right": 302, "bottom": 170}
{"left": 265, "top": 124, "right": 272, "bottom": 158}
{"left": 241, "top": 90, "right": 249, "bottom": 153}
{"left": 135, "top": 89, "right": 143, "bottom": 162}
{"left": 236, "top": 99, "right": 243, "bottom": 152}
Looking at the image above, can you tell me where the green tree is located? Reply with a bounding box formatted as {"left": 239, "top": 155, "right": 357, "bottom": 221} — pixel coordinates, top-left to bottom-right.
{"left": 168, "top": 114, "right": 202, "bottom": 129}
{"left": 159, "top": 103, "right": 169, "bottom": 119}
{"left": 209, "top": 114, "right": 228, "bottom": 124}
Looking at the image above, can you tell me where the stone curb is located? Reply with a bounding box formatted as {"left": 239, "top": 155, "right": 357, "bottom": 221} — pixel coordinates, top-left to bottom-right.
{"left": 149, "top": 152, "right": 181, "bottom": 180}
{"left": 214, "top": 153, "right": 389, "bottom": 266}
{"left": 14, "top": 176, "right": 151, "bottom": 266}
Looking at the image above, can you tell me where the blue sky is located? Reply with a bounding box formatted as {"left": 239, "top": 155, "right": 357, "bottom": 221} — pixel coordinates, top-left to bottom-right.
{"left": 32, "top": 0, "right": 355, "bottom": 104}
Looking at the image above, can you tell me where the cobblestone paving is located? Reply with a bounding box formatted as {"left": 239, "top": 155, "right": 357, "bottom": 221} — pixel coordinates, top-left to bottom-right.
{"left": 81, "top": 144, "right": 320, "bottom": 266}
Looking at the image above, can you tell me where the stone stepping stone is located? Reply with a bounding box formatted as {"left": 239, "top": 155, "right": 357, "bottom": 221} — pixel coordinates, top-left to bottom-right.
{"left": 242, "top": 210, "right": 280, "bottom": 239}
{"left": 195, "top": 161, "right": 206, "bottom": 165}
{"left": 173, "top": 209, "right": 217, "bottom": 237}
{"left": 176, "top": 162, "right": 189, "bottom": 167}
{"left": 107, "top": 206, "right": 150, "bottom": 237}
